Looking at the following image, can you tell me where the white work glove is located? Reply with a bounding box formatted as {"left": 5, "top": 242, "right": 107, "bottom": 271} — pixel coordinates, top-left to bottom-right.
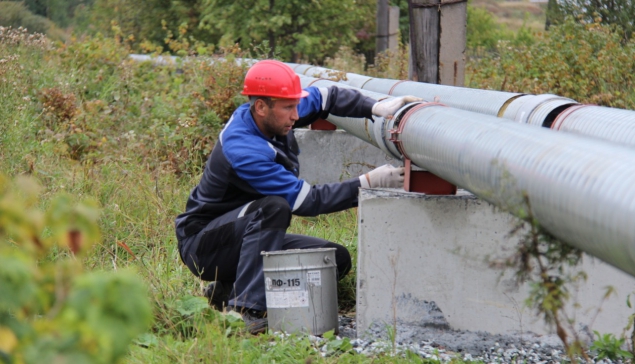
{"left": 371, "top": 96, "right": 423, "bottom": 118}
{"left": 359, "top": 164, "right": 405, "bottom": 189}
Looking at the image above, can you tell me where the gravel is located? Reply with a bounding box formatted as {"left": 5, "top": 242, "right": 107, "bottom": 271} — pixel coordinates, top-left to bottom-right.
{"left": 327, "top": 314, "right": 619, "bottom": 363}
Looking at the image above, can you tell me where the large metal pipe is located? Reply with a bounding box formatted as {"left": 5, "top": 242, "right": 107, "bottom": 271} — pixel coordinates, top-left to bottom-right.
{"left": 324, "top": 101, "right": 635, "bottom": 278}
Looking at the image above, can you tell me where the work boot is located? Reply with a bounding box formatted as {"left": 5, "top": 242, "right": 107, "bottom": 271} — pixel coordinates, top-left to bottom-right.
{"left": 203, "top": 281, "right": 230, "bottom": 311}
{"left": 232, "top": 307, "right": 268, "bottom": 335}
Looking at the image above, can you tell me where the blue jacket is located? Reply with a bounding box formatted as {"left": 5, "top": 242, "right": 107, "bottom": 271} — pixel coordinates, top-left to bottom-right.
{"left": 175, "top": 86, "right": 376, "bottom": 240}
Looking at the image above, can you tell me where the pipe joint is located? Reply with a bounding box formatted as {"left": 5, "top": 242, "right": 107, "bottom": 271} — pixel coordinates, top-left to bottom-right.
{"left": 387, "top": 102, "right": 446, "bottom": 161}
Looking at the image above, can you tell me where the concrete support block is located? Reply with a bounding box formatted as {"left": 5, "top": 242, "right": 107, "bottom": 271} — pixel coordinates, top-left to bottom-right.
{"left": 357, "top": 189, "right": 635, "bottom": 337}
{"left": 295, "top": 129, "right": 396, "bottom": 185}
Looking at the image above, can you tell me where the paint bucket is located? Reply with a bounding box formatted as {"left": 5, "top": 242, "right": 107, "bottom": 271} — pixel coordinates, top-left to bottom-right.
{"left": 262, "top": 248, "right": 339, "bottom": 335}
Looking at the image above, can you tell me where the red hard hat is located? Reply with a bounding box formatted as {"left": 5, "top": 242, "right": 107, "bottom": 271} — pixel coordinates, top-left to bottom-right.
{"left": 241, "top": 60, "right": 309, "bottom": 99}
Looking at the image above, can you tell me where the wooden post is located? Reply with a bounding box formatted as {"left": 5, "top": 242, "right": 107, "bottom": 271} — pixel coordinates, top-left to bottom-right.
{"left": 376, "top": 0, "right": 389, "bottom": 54}
{"left": 438, "top": 0, "right": 466, "bottom": 86}
{"left": 387, "top": 6, "right": 400, "bottom": 52}
{"left": 408, "top": 0, "right": 466, "bottom": 86}
{"left": 407, "top": 0, "right": 439, "bottom": 83}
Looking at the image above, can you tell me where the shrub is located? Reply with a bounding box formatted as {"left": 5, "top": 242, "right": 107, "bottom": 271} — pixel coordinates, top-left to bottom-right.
{"left": 0, "top": 2, "right": 64, "bottom": 40}
{"left": 467, "top": 18, "right": 635, "bottom": 109}
{"left": 0, "top": 174, "right": 153, "bottom": 364}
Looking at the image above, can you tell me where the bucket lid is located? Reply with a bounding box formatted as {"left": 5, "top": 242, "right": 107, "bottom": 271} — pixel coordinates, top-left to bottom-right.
{"left": 260, "top": 247, "right": 336, "bottom": 257}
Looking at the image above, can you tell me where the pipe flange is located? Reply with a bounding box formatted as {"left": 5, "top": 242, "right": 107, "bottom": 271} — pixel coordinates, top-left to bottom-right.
{"left": 372, "top": 115, "right": 398, "bottom": 159}
{"left": 387, "top": 102, "right": 446, "bottom": 160}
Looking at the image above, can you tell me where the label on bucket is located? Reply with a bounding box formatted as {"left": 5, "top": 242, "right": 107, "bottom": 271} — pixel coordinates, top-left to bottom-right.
{"left": 307, "top": 270, "right": 321, "bottom": 286}
{"left": 265, "top": 290, "right": 309, "bottom": 308}
{"left": 265, "top": 276, "right": 304, "bottom": 291}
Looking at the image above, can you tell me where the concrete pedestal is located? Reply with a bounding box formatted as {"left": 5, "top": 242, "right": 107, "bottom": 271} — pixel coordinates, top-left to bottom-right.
{"left": 295, "top": 129, "right": 395, "bottom": 185}
{"left": 357, "top": 189, "right": 635, "bottom": 338}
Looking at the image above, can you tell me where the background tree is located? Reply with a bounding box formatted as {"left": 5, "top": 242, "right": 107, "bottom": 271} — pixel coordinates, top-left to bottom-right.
{"left": 199, "top": 0, "right": 375, "bottom": 63}
{"left": 73, "top": 0, "right": 215, "bottom": 51}
{"left": 547, "top": 0, "right": 635, "bottom": 40}
{"left": 19, "top": 0, "right": 93, "bottom": 28}
{"left": 0, "top": 1, "right": 54, "bottom": 34}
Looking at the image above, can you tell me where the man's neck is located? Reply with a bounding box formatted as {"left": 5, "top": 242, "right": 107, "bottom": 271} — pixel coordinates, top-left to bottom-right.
{"left": 250, "top": 110, "right": 273, "bottom": 138}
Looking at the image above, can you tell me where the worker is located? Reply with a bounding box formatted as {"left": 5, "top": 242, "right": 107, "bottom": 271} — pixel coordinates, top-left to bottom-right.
{"left": 175, "top": 59, "right": 420, "bottom": 334}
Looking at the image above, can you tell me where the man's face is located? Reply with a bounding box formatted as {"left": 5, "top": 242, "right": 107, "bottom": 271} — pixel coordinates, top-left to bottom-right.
{"left": 259, "top": 98, "right": 301, "bottom": 138}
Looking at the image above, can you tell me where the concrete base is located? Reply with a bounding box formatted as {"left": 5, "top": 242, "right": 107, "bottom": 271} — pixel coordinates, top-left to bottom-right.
{"left": 295, "top": 129, "right": 396, "bottom": 185}
{"left": 357, "top": 189, "right": 635, "bottom": 338}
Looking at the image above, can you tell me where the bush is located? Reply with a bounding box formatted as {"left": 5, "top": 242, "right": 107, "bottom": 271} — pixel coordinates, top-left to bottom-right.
{"left": 467, "top": 18, "right": 635, "bottom": 109}
{"left": 467, "top": 5, "right": 509, "bottom": 51}
{"left": 0, "top": 174, "right": 153, "bottom": 364}
{"left": 0, "top": 2, "right": 63, "bottom": 39}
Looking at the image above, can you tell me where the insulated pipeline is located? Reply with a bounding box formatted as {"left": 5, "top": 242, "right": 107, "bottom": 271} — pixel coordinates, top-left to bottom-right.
{"left": 129, "top": 56, "right": 635, "bottom": 147}
{"left": 285, "top": 62, "right": 524, "bottom": 117}
{"left": 333, "top": 102, "right": 635, "bottom": 277}
{"left": 397, "top": 104, "right": 635, "bottom": 277}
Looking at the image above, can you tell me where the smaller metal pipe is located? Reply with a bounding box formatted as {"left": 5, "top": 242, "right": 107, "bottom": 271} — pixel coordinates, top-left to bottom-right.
{"left": 552, "top": 105, "right": 635, "bottom": 147}
{"left": 526, "top": 98, "right": 578, "bottom": 127}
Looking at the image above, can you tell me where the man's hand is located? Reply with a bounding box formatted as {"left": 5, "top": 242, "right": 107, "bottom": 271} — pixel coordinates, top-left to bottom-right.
{"left": 359, "top": 164, "right": 405, "bottom": 189}
{"left": 371, "top": 96, "right": 423, "bottom": 118}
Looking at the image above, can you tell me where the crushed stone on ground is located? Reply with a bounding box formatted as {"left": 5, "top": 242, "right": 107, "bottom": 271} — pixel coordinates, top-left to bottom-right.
{"left": 331, "top": 314, "right": 616, "bottom": 363}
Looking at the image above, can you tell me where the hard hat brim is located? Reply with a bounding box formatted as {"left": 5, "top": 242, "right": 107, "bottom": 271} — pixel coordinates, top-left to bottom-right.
{"left": 241, "top": 89, "right": 310, "bottom": 99}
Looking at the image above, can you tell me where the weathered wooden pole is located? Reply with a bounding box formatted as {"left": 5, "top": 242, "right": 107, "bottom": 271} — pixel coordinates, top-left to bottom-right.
{"left": 407, "top": 0, "right": 439, "bottom": 83}
{"left": 408, "top": 0, "right": 466, "bottom": 86}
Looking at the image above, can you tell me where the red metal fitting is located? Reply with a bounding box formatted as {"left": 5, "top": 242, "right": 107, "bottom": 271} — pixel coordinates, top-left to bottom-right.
{"left": 310, "top": 119, "right": 337, "bottom": 130}
{"left": 403, "top": 159, "right": 457, "bottom": 195}
{"left": 388, "top": 80, "right": 408, "bottom": 95}
{"left": 389, "top": 102, "right": 445, "bottom": 160}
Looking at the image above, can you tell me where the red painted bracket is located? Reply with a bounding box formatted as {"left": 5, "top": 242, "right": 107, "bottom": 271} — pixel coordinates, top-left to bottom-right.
{"left": 310, "top": 118, "right": 337, "bottom": 130}
{"left": 404, "top": 159, "right": 457, "bottom": 195}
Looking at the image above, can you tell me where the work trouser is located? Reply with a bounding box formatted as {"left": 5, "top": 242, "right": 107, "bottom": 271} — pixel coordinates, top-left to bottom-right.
{"left": 178, "top": 196, "right": 352, "bottom": 312}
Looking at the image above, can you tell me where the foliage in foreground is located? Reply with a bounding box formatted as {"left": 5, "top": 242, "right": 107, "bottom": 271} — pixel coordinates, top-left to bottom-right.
{"left": 0, "top": 174, "right": 152, "bottom": 363}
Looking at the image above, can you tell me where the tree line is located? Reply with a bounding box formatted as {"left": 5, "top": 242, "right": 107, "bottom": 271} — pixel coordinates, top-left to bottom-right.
{"left": 1, "top": 0, "right": 634, "bottom": 62}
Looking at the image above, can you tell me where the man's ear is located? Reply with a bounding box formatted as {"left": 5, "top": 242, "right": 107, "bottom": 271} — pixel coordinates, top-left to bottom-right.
{"left": 253, "top": 99, "right": 269, "bottom": 117}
